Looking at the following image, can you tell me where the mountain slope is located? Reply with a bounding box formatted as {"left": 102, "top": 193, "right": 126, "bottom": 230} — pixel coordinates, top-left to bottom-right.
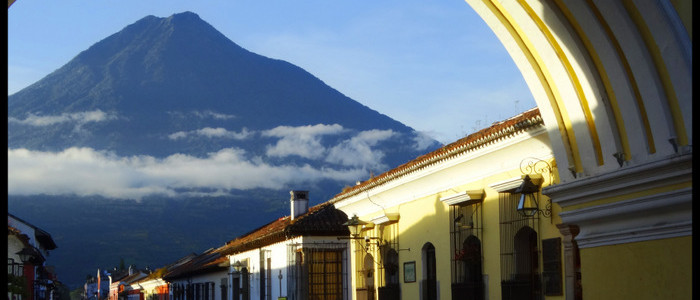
{"left": 7, "top": 11, "right": 441, "bottom": 288}
{"left": 9, "top": 12, "right": 423, "bottom": 159}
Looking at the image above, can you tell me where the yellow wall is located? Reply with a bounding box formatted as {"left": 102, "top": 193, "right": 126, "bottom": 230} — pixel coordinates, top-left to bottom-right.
{"left": 580, "top": 236, "right": 692, "bottom": 300}
{"left": 352, "top": 162, "right": 568, "bottom": 300}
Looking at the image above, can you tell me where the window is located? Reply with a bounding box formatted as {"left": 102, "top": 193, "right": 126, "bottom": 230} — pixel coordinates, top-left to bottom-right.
{"left": 7, "top": 258, "right": 23, "bottom": 276}
{"left": 379, "top": 222, "right": 399, "bottom": 288}
{"left": 266, "top": 258, "right": 271, "bottom": 300}
{"left": 308, "top": 249, "right": 343, "bottom": 300}
{"left": 499, "top": 192, "right": 541, "bottom": 300}
{"left": 260, "top": 256, "right": 266, "bottom": 300}
{"left": 220, "top": 278, "right": 227, "bottom": 300}
{"left": 450, "top": 202, "right": 484, "bottom": 299}
{"left": 241, "top": 267, "right": 250, "bottom": 300}
{"left": 421, "top": 243, "right": 437, "bottom": 300}
{"left": 288, "top": 243, "right": 347, "bottom": 300}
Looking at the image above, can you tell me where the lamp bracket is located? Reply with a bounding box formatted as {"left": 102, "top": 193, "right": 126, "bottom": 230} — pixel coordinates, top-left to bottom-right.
{"left": 519, "top": 157, "right": 553, "bottom": 185}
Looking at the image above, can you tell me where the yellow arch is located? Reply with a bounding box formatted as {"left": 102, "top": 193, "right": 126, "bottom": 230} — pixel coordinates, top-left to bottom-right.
{"left": 480, "top": 0, "right": 583, "bottom": 173}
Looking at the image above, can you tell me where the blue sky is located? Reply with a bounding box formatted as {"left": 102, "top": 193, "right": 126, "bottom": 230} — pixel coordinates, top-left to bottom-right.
{"left": 8, "top": 0, "right": 535, "bottom": 145}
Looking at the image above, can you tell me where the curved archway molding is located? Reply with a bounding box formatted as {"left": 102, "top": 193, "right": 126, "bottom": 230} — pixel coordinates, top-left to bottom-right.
{"left": 462, "top": 0, "right": 691, "bottom": 298}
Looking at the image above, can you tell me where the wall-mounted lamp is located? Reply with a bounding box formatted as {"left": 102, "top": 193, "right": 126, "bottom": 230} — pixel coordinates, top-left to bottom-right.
{"left": 232, "top": 260, "right": 244, "bottom": 273}
{"left": 16, "top": 247, "right": 39, "bottom": 264}
{"left": 514, "top": 175, "right": 551, "bottom": 218}
{"left": 340, "top": 215, "right": 381, "bottom": 245}
{"left": 344, "top": 215, "right": 368, "bottom": 238}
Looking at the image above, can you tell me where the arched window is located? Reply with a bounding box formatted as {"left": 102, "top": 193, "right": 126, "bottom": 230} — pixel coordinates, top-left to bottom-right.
{"left": 499, "top": 191, "right": 541, "bottom": 300}
{"left": 462, "top": 235, "right": 482, "bottom": 282}
{"left": 383, "top": 248, "right": 399, "bottom": 286}
{"left": 512, "top": 226, "right": 540, "bottom": 300}
{"left": 514, "top": 227, "right": 538, "bottom": 279}
{"left": 451, "top": 235, "right": 484, "bottom": 299}
{"left": 362, "top": 254, "right": 375, "bottom": 300}
{"left": 421, "top": 243, "right": 437, "bottom": 300}
{"left": 378, "top": 245, "right": 400, "bottom": 300}
{"left": 364, "top": 254, "right": 375, "bottom": 287}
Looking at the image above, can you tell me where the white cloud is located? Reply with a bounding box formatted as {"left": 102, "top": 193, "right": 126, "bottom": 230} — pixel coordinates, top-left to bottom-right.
{"left": 262, "top": 124, "right": 345, "bottom": 159}
{"left": 412, "top": 131, "right": 440, "bottom": 151}
{"left": 168, "top": 127, "right": 252, "bottom": 140}
{"left": 8, "top": 110, "right": 116, "bottom": 129}
{"left": 168, "top": 131, "right": 189, "bottom": 140}
{"left": 193, "top": 110, "right": 236, "bottom": 120}
{"left": 7, "top": 147, "right": 367, "bottom": 200}
{"left": 166, "top": 110, "right": 236, "bottom": 120}
{"left": 325, "top": 129, "right": 395, "bottom": 168}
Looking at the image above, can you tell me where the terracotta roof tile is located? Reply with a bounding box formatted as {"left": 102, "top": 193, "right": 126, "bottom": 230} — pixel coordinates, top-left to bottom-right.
{"left": 163, "top": 246, "right": 228, "bottom": 280}
{"left": 330, "top": 107, "right": 543, "bottom": 203}
{"left": 221, "top": 202, "right": 349, "bottom": 255}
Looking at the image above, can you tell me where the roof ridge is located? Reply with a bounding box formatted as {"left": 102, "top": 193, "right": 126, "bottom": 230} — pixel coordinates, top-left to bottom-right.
{"left": 330, "top": 108, "right": 543, "bottom": 203}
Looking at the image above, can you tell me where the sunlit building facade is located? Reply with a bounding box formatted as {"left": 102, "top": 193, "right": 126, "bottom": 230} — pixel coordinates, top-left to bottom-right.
{"left": 332, "top": 108, "right": 576, "bottom": 300}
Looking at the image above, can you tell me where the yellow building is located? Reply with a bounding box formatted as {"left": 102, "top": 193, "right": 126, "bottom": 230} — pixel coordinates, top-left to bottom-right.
{"left": 332, "top": 108, "right": 575, "bottom": 300}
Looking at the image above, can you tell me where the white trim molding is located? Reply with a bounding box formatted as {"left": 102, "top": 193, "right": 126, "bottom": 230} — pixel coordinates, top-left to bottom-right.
{"left": 488, "top": 177, "right": 523, "bottom": 193}
{"left": 439, "top": 189, "right": 484, "bottom": 206}
{"left": 558, "top": 187, "right": 692, "bottom": 248}
{"left": 543, "top": 153, "right": 691, "bottom": 208}
{"left": 371, "top": 213, "right": 399, "bottom": 225}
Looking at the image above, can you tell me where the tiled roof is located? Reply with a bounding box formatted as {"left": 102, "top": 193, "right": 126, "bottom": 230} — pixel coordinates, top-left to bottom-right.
{"left": 221, "top": 202, "right": 350, "bottom": 255}
{"left": 154, "top": 202, "right": 349, "bottom": 280}
{"left": 330, "top": 107, "right": 544, "bottom": 203}
{"left": 8, "top": 225, "right": 31, "bottom": 248}
{"left": 118, "top": 272, "right": 146, "bottom": 285}
{"left": 162, "top": 246, "right": 228, "bottom": 280}
{"left": 8, "top": 213, "right": 57, "bottom": 250}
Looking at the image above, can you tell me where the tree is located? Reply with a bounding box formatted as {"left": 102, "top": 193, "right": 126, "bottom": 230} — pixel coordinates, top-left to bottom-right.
{"left": 70, "top": 287, "right": 85, "bottom": 300}
{"left": 53, "top": 281, "right": 72, "bottom": 300}
{"left": 7, "top": 274, "right": 28, "bottom": 298}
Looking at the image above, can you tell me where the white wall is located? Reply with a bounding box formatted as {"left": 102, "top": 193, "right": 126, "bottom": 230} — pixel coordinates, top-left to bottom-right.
{"left": 169, "top": 269, "right": 228, "bottom": 300}
{"left": 228, "top": 236, "right": 351, "bottom": 300}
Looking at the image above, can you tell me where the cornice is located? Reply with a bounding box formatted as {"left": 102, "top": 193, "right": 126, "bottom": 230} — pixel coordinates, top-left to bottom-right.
{"left": 544, "top": 153, "right": 692, "bottom": 208}
{"left": 559, "top": 187, "right": 692, "bottom": 248}
{"left": 439, "top": 190, "right": 485, "bottom": 206}
{"left": 488, "top": 176, "right": 523, "bottom": 192}
{"left": 371, "top": 213, "right": 399, "bottom": 225}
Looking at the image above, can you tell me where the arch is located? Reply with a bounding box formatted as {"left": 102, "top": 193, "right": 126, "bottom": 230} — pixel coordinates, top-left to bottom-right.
{"left": 461, "top": 235, "right": 483, "bottom": 283}
{"left": 464, "top": 0, "right": 691, "bottom": 181}
{"left": 383, "top": 248, "right": 400, "bottom": 285}
{"left": 462, "top": 1, "right": 692, "bottom": 297}
{"left": 363, "top": 253, "right": 375, "bottom": 288}
{"left": 421, "top": 242, "right": 437, "bottom": 300}
{"left": 513, "top": 226, "right": 539, "bottom": 300}
{"left": 514, "top": 226, "right": 538, "bottom": 278}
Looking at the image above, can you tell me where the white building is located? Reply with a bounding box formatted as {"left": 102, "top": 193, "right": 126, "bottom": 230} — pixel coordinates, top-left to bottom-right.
{"left": 8, "top": 213, "right": 58, "bottom": 300}
{"left": 165, "top": 248, "right": 229, "bottom": 300}
{"left": 226, "top": 191, "right": 351, "bottom": 300}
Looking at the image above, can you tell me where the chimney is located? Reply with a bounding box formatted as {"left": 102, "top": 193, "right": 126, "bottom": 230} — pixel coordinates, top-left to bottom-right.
{"left": 290, "top": 190, "right": 309, "bottom": 220}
